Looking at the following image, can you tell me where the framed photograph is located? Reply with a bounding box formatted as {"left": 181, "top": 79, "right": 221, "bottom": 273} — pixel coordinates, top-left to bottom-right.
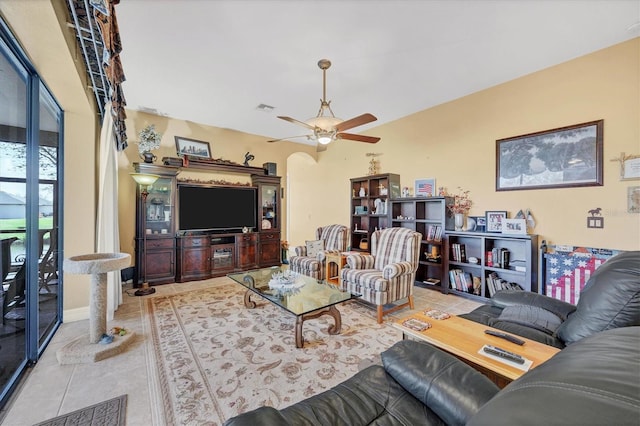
{"left": 485, "top": 211, "right": 507, "bottom": 233}
{"left": 468, "top": 215, "right": 486, "bottom": 232}
{"left": 175, "top": 136, "right": 212, "bottom": 159}
{"left": 496, "top": 120, "right": 603, "bottom": 191}
{"left": 502, "top": 218, "right": 527, "bottom": 235}
{"left": 414, "top": 178, "right": 436, "bottom": 197}
{"left": 622, "top": 155, "right": 640, "bottom": 180}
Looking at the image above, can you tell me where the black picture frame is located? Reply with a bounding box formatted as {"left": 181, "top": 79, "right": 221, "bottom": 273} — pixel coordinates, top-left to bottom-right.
{"left": 175, "top": 136, "right": 212, "bottom": 159}
{"left": 496, "top": 120, "right": 603, "bottom": 191}
{"left": 485, "top": 210, "right": 507, "bottom": 233}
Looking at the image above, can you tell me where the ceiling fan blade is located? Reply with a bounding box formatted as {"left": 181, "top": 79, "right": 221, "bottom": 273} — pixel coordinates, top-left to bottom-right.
{"left": 334, "top": 113, "right": 377, "bottom": 132}
{"left": 337, "top": 133, "right": 381, "bottom": 144}
{"left": 277, "top": 116, "right": 316, "bottom": 130}
{"left": 267, "top": 134, "right": 311, "bottom": 143}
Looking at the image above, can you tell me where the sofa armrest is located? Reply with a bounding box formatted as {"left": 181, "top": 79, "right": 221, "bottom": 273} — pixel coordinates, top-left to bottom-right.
{"left": 293, "top": 245, "right": 307, "bottom": 256}
{"left": 382, "top": 340, "right": 500, "bottom": 426}
{"left": 223, "top": 407, "right": 289, "bottom": 426}
{"left": 346, "top": 254, "right": 375, "bottom": 269}
{"left": 317, "top": 249, "right": 341, "bottom": 262}
{"left": 492, "top": 290, "right": 576, "bottom": 321}
{"left": 382, "top": 261, "right": 414, "bottom": 279}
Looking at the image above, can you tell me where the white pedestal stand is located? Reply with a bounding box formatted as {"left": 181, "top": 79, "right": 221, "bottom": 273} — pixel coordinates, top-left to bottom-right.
{"left": 56, "top": 253, "right": 133, "bottom": 364}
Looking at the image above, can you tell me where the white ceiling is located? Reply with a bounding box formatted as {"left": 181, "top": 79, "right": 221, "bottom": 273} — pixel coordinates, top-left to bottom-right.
{"left": 116, "top": 0, "right": 640, "bottom": 146}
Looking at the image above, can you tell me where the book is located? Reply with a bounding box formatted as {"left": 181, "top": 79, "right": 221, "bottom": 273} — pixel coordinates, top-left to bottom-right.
{"left": 402, "top": 318, "right": 431, "bottom": 332}
{"left": 509, "top": 260, "right": 527, "bottom": 272}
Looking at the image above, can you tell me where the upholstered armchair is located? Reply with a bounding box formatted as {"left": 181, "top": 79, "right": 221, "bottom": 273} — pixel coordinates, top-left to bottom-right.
{"left": 289, "top": 224, "right": 349, "bottom": 280}
{"left": 340, "top": 227, "right": 421, "bottom": 323}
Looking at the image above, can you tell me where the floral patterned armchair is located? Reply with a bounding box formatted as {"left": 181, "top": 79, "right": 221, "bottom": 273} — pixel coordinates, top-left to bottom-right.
{"left": 340, "top": 227, "right": 421, "bottom": 323}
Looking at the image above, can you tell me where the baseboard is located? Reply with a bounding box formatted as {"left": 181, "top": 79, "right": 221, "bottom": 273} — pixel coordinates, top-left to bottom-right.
{"left": 63, "top": 306, "right": 89, "bottom": 322}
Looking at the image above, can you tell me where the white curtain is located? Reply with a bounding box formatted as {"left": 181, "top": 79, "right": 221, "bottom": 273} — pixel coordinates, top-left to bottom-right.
{"left": 97, "top": 102, "right": 123, "bottom": 321}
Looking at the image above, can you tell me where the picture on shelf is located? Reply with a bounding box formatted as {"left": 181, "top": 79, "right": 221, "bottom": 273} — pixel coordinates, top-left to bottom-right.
{"left": 502, "top": 218, "right": 527, "bottom": 235}
{"left": 485, "top": 210, "right": 507, "bottom": 232}
{"left": 175, "top": 136, "right": 212, "bottom": 159}
{"left": 414, "top": 178, "right": 436, "bottom": 197}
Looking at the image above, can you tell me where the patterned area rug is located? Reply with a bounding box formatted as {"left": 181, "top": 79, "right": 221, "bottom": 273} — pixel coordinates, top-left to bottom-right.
{"left": 144, "top": 281, "right": 402, "bottom": 425}
{"left": 34, "top": 394, "right": 127, "bottom": 426}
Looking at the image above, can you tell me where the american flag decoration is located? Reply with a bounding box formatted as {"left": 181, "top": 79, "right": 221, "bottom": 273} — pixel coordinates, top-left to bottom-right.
{"left": 544, "top": 246, "right": 620, "bottom": 305}
{"left": 416, "top": 179, "right": 435, "bottom": 197}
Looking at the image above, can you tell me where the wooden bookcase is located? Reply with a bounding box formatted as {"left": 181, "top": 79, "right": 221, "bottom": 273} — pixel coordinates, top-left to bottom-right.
{"left": 350, "top": 173, "right": 401, "bottom": 252}
{"left": 389, "top": 196, "right": 454, "bottom": 292}
{"left": 444, "top": 231, "right": 539, "bottom": 301}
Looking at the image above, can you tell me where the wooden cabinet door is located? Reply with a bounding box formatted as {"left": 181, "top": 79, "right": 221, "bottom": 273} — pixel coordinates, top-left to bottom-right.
{"left": 236, "top": 233, "right": 258, "bottom": 269}
{"left": 146, "top": 248, "right": 176, "bottom": 282}
{"left": 177, "top": 236, "right": 211, "bottom": 282}
{"left": 259, "top": 231, "right": 280, "bottom": 267}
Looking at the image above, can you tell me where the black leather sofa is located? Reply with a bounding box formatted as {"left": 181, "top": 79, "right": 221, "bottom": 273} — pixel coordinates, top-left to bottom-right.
{"left": 225, "top": 327, "right": 640, "bottom": 426}
{"left": 460, "top": 250, "right": 640, "bottom": 348}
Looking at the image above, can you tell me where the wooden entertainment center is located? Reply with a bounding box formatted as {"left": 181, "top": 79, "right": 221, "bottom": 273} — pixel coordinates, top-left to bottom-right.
{"left": 133, "top": 161, "right": 281, "bottom": 286}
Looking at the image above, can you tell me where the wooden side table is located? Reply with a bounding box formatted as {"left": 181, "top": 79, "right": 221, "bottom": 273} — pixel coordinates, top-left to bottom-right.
{"left": 325, "top": 252, "right": 347, "bottom": 285}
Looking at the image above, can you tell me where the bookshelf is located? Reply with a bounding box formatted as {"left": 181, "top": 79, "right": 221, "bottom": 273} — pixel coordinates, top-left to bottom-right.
{"left": 390, "top": 196, "right": 454, "bottom": 292}
{"left": 444, "top": 231, "right": 538, "bottom": 301}
{"left": 350, "top": 173, "right": 401, "bottom": 252}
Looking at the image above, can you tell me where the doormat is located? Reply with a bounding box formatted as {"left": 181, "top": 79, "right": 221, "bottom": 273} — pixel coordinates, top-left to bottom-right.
{"left": 34, "top": 394, "right": 127, "bottom": 426}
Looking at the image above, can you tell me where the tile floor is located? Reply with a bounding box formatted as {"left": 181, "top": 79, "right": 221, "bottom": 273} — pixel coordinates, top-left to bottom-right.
{"left": 0, "top": 278, "right": 482, "bottom": 426}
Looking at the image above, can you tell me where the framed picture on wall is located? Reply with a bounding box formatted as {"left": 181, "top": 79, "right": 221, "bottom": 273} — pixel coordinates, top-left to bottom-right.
{"left": 496, "top": 120, "right": 603, "bottom": 191}
{"left": 175, "top": 136, "right": 212, "bottom": 159}
{"left": 485, "top": 210, "right": 507, "bottom": 233}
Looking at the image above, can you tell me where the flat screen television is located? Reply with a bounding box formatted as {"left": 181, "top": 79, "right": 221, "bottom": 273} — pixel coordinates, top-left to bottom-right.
{"left": 178, "top": 185, "right": 257, "bottom": 232}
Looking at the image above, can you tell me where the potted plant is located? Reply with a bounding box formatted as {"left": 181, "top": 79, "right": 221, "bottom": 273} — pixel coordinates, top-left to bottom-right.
{"left": 136, "top": 124, "right": 162, "bottom": 163}
{"left": 446, "top": 187, "right": 472, "bottom": 230}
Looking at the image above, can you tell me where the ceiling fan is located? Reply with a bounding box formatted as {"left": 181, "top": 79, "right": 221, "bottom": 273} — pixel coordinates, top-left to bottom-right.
{"left": 268, "top": 59, "right": 381, "bottom": 150}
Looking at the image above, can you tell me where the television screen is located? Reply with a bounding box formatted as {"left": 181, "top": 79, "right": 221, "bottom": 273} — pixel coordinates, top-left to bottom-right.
{"left": 178, "top": 185, "right": 257, "bottom": 232}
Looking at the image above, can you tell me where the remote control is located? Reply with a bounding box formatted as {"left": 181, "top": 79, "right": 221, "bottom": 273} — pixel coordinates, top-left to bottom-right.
{"left": 484, "top": 329, "right": 525, "bottom": 345}
{"left": 483, "top": 345, "right": 525, "bottom": 364}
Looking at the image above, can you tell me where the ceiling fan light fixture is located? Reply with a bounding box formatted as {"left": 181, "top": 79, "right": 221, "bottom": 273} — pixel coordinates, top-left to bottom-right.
{"left": 316, "top": 130, "right": 334, "bottom": 145}
{"left": 306, "top": 115, "right": 342, "bottom": 130}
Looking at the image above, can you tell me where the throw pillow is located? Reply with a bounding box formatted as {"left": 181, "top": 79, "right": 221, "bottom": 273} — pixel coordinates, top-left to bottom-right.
{"left": 305, "top": 240, "right": 324, "bottom": 257}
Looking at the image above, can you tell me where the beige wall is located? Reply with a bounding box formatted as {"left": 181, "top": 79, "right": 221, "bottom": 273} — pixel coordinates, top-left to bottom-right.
{"left": 289, "top": 38, "right": 640, "bottom": 251}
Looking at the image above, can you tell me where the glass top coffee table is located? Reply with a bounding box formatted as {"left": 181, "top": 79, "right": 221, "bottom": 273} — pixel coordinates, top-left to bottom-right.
{"left": 228, "top": 266, "right": 359, "bottom": 348}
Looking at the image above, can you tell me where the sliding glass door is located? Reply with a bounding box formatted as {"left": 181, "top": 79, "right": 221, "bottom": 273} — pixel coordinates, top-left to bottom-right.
{"left": 0, "top": 19, "right": 63, "bottom": 408}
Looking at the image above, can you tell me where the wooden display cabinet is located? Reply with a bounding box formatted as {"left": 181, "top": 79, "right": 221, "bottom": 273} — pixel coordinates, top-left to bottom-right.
{"left": 350, "top": 173, "right": 401, "bottom": 252}
{"left": 253, "top": 174, "right": 281, "bottom": 267}
{"left": 134, "top": 161, "right": 283, "bottom": 285}
{"left": 134, "top": 163, "right": 179, "bottom": 285}
{"left": 390, "top": 196, "right": 454, "bottom": 293}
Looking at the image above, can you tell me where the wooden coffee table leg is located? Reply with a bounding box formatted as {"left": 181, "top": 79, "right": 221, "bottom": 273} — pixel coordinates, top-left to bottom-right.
{"left": 243, "top": 290, "right": 256, "bottom": 308}
{"left": 295, "top": 306, "right": 343, "bottom": 348}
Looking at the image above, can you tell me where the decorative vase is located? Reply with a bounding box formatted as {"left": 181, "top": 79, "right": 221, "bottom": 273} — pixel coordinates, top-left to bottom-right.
{"left": 141, "top": 151, "right": 156, "bottom": 163}
{"left": 455, "top": 213, "right": 465, "bottom": 231}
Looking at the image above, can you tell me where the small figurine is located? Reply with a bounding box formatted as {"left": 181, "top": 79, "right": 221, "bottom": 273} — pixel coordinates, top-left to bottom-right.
{"left": 243, "top": 152, "right": 255, "bottom": 166}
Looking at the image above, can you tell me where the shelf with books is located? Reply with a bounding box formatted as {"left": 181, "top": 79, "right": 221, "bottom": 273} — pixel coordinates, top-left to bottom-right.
{"left": 444, "top": 231, "right": 538, "bottom": 301}
{"left": 350, "top": 173, "right": 401, "bottom": 253}
{"left": 390, "top": 196, "right": 454, "bottom": 293}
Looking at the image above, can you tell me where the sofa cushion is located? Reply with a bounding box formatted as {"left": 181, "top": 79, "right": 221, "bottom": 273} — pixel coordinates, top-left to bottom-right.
{"left": 497, "top": 305, "right": 563, "bottom": 335}
{"left": 279, "top": 364, "right": 446, "bottom": 425}
{"left": 382, "top": 340, "right": 499, "bottom": 426}
{"left": 556, "top": 250, "right": 640, "bottom": 345}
